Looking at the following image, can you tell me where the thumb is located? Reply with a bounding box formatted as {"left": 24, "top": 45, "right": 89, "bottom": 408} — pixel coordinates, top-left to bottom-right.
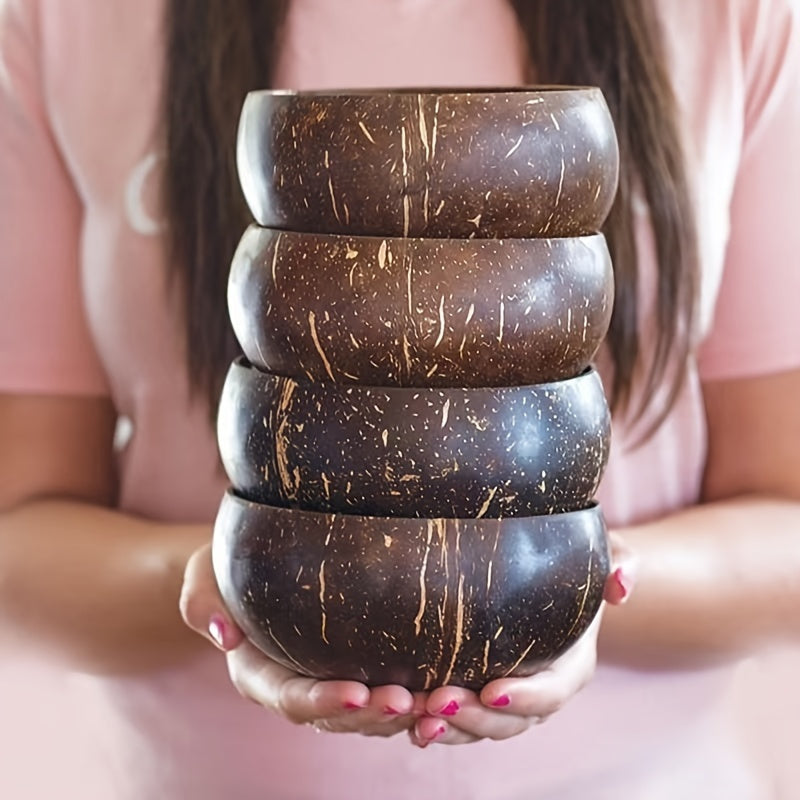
{"left": 179, "top": 541, "right": 244, "bottom": 651}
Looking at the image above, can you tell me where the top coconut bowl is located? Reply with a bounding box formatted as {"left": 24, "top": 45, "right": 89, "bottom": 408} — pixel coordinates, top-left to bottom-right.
{"left": 237, "top": 87, "right": 619, "bottom": 238}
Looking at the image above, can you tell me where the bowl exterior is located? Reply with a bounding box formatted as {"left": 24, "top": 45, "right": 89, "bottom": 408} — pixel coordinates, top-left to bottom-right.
{"left": 237, "top": 88, "right": 619, "bottom": 238}
{"left": 212, "top": 492, "right": 610, "bottom": 690}
{"left": 217, "top": 360, "right": 611, "bottom": 518}
{"left": 228, "top": 226, "right": 614, "bottom": 387}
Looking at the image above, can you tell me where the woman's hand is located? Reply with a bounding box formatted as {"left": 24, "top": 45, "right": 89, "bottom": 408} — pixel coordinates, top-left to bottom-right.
{"left": 409, "top": 534, "right": 636, "bottom": 747}
{"left": 409, "top": 611, "right": 604, "bottom": 746}
{"left": 180, "top": 543, "right": 420, "bottom": 737}
{"left": 180, "top": 534, "right": 634, "bottom": 745}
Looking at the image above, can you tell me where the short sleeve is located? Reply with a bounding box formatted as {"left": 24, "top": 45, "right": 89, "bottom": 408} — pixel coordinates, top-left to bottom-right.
{"left": 698, "top": 0, "right": 800, "bottom": 381}
{"left": 0, "top": 0, "right": 109, "bottom": 396}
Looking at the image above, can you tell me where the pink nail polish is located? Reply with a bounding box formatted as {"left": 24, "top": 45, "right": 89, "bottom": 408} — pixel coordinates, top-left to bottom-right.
{"left": 208, "top": 614, "right": 227, "bottom": 649}
{"left": 491, "top": 694, "right": 511, "bottom": 708}
{"left": 383, "top": 706, "right": 400, "bottom": 715}
{"left": 611, "top": 567, "right": 633, "bottom": 602}
{"left": 343, "top": 701, "right": 366, "bottom": 710}
{"left": 431, "top": 724, "right": 447, "bottom": 740}
{"left": 436, "top": 700, "right": 460, "bottom": 716}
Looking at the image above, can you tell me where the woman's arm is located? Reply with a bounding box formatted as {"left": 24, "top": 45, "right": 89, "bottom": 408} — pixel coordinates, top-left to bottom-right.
{"left": 599, "top": 367, "right": 800, "bottom": 667}
{"left": 0, "top": 394, "right": 210, "bottom": 675}
{"left": 0, "top": 0, "right": 213, "bottom": 678}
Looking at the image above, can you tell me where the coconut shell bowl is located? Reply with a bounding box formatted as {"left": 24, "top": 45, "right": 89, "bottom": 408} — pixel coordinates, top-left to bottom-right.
{"left": 217, "top": 359, "right": 611, "bottom": 519}
{"left": 237, "top": 87, "right": 619, "bottom": 238}
{"left": 228, "top": 226, "right": 614, "bottom": 388}
{"left": 212, "top": 490, "right": 610, "bottom": 691}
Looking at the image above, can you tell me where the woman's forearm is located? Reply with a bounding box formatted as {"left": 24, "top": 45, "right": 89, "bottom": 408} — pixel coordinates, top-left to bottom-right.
{"left": 599, "top": 495, "right": 800, "bottom": 668}
{"left": 0, "top": 499, "right": 211, "bottom": 676}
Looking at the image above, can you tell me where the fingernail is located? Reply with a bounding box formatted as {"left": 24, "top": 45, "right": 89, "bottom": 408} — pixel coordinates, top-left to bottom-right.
{"left": 383, "top": 706, "right": 400, "bottom": 716}
{"left": 435, "top": 700, "right": 459, "bottom": 716}
{"left": 491, "top": 694, "right": 511, "bottom": 708}
{"left": 611, "top": 567, "right": 634, "bottom": 603}
{"left": 208, "top": 614, "right": 228, "bottom": 650}
{"left": 343, "top": 701, "right": 366, "bottom": 710}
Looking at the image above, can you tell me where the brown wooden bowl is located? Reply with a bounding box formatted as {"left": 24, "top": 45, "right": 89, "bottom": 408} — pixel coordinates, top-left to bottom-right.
{"left": 212, "top": 491, "right": 610, "bottom": 690}
{"left": 229, "top": 226, "right": 614, "bottom": 387}
{"left": 217, "top": 359, "right": 611, "bottom": 518}
{"left": 237, "top": 87, "right": 619, "bottom": 238}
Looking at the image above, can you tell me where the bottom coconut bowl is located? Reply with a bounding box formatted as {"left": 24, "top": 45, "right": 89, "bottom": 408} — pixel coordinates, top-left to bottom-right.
{"left": 212, "top": 491, "right": 610, "bottom": 691}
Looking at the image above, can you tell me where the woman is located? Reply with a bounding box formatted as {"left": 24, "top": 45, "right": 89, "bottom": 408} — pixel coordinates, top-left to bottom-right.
{"left": 1, "top": 0, "right": 798, "bottom": 797}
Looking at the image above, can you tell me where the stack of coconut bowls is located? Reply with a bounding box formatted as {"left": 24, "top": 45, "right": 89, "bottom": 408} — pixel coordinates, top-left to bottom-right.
{"left": 214, "top": 88, "right": 619, "bottom": 691}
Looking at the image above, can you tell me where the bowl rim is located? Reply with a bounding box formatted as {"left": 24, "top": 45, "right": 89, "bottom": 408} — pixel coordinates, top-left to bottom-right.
{"left": 228, "top": 356, "right": 603, "bottom": 396}
{"left": 236, "top": 223, "right": 611, "bottom": 249}
{"left": 221, "top": 486, "right": 603, "bottom": 526}
{"left": 243, "top": 85, "right": 604, "bottom": 100}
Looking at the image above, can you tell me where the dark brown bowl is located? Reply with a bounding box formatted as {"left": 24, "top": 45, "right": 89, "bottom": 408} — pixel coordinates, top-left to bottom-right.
{"left": 237, "top": 87, "right": 619, "bottom": 238}
{"left": 217, "top": 359, "right": 611, "bottom": 518}
{"left": 229, "top": 226, "right": 614, "bottom": 387}
{"left": 212, "top": 491, "right": 610, "bottom": 690}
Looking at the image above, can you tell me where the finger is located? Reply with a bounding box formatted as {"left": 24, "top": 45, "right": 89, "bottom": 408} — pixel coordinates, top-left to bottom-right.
{"left": 423, "top": 688, "right": 532, "bottom": 741}
{"left": 310, "top": 684, "right": 419, "bottom": 737}
{"left": 227, "top": 643, "right": 370, "bottom": 723}
{"left": 336, "top": 713, "right": 414, "bottom": 738}
{"left": 412, "top": 716, "right": 479, "bottom": 746}
{"left": 315, "top": 684, "right": 418, "bottom": 735}
{"left": 226, "top": 642, "right": 302, "bottom": 711}
{"left": 367, "top": 684, "right": 417, "bottom": 719}
{"left": 604, "top": 531, "right": 638, "bottom": 605}
{"left": 328, "top": 702, "right": 417, "bottom": 738}
{"left": 604, "top": 568, "right": 635, "bottom": 605}
{"left": 407, "top": 724, "right": 430, "bottom": 748}
{"left": 425, "top": 685, "right": 475, "bottom": 719}
{"left": 309, "top": 705, "right": 416, "bottom": 738}
{"left": 179, "top": 542, "right": 243, "bottom": 651}
{"left": 479, "top": 619, "right": 599, "bottom": 719}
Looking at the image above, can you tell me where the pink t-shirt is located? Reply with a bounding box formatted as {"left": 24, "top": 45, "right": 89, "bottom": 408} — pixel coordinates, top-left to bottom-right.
{"left": 1, "top": 0, "right": 799, "bottom": 797}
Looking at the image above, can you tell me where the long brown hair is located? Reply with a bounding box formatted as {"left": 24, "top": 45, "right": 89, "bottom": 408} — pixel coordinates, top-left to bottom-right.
{"left": 162, "top": 0, "right": 697, "bottom": 428}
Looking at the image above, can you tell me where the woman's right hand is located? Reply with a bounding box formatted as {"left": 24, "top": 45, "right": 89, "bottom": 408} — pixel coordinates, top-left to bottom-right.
{"left": 180, "top": 543, "right": 420, "bottom": 736}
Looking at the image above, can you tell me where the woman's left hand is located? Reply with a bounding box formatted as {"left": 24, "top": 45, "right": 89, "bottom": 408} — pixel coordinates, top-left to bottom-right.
{"left": 409, "top": 534, "right": 635, "bottom": 747}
